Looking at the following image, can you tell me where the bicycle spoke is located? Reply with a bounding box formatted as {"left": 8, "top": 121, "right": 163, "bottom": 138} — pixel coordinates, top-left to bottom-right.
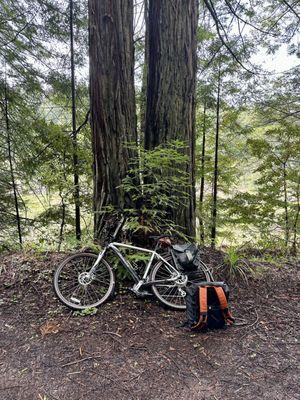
{"left": 54, "top": 253, "right": 115, "bottom": 309}
{"left": 151, "top": 254, "right": 211, "bottom": 309}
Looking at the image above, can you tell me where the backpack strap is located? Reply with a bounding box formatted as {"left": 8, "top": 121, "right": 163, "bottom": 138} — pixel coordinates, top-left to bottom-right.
{"left": 213, "top": 286, "right": 235, "bottom": 325}
{"left": 191, "top": 286, "right": 208, "bottom": 330}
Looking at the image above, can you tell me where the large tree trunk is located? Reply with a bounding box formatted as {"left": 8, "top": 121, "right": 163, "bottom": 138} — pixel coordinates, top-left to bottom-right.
{"left": 139, "top": 0, "right": 148, "bottom": 138}
{"left": 144, "top": 0, "right": 198, "bottom": 236}
{"left": 89, "top": 0, "right": 136, "bottom": 241}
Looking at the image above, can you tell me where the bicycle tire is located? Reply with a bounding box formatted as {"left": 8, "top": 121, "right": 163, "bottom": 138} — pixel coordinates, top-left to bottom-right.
{"left": 150, "top": 254, "right": 212, "bottom": 310}
{"left": 53, "top": 252, "right": 115, "bottom": 310}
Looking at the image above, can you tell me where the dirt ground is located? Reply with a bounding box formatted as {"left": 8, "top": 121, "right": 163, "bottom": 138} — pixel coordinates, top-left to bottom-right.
{"left": 0, "top": 250, "right": 299, "bottom": 400}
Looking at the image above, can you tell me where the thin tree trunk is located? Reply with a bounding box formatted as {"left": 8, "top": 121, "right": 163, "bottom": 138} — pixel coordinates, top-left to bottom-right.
{"left": 144, "top": 0, "right": 198, "bottom": 236}
{"left": 58, "top": 190, "right": 66, "bottom": 252}
{"left": 199, "top": 98, "right": 207, "bottom": 244}
{"left": 283, "top": 161, "right": 290, "bottom": 248}
{"left": 69, "top": 0, "right": 81, "bottom": 242}
{"left": 4, "top": 81, "right": 22, "bottom": 248}
{"left": 211, "top": 68, "right": 221, "bottom": 248}
{"left": 58, "top": 150, "right": 68, "bottom": 251}
{"left": 89, "top": 0, "right": 137, "bottom": 241}
{"left": 291, "top": 179, "right": 299, "bottom": 255}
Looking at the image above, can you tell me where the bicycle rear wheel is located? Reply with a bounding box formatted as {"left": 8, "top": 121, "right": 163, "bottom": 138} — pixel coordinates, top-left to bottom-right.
{"left": 150, "top": 254, "right": 211, "bottom": 310}
{"left": 53, "top": 253, "right": 115, "bottom": 310}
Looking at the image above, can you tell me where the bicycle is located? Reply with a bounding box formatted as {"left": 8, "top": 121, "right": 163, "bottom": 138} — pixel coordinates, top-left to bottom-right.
{"left": 53, "top": 219, "right": 213, "bottom": 311}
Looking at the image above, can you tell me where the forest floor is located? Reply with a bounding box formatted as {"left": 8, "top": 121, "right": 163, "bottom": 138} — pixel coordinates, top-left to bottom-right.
{"left": 0, "top": 249, "right": 299, "bottom": 400}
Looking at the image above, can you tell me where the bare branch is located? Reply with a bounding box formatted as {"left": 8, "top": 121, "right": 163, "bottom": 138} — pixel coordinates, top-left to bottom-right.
{"left": 281, "top": 0, "right": 300, "bottom": 20}
{"left": 223, "top": 0, "right": 278, "bottom": 36}
{"left": 203, "top": 0, "right": 255, "bottom": 74}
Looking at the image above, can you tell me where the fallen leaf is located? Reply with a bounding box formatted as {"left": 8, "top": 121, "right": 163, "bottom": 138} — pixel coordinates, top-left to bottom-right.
{"left": 40, "top": 321, "right": 60, "bottom": 337}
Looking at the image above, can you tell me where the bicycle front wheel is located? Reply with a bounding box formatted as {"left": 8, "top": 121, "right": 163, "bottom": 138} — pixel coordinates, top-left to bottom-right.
{"left": 151, "top": 254, "right": 211, "bottom": 310}
{"left": 53, "top": 253, "right": 115, "bottom": 310}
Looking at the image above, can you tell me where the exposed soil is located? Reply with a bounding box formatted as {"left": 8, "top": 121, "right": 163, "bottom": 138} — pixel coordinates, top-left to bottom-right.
{"left": 0, "top": 250, "right": 299, "bottom": 400}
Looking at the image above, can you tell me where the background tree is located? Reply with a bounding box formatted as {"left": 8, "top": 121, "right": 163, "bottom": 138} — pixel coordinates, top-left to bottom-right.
{"left": 88, "top": 0, "right": 137, "bottom": 241}
{"left": 144, "top": 0, "right": 199, "bottom": 237}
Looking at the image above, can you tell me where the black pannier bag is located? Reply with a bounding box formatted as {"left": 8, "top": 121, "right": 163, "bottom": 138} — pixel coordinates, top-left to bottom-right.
{"left": 184, "top": 282, "right": 235, "bottom": 331}
{"left": 172, "top": 243, "right": 200, "bottom": 271}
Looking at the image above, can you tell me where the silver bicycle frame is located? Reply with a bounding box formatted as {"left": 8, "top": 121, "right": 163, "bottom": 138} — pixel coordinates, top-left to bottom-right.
{"left": 90, "top": 242, "right": 182, "bottom": 285}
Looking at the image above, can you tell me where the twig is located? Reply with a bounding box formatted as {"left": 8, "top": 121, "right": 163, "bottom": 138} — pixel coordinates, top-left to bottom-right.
{"left": 100, "top": 331, "right": 125, "bottom": 348}
{"left": 244, "top": 308, "right": 259, "bottom": 328}
{"left": 61, "top": 354, "right": 102, "bottom": 368}
{"left": 232, "top": 318, "right": 249, "bottom": 327}
{"left": 0, "top": 385, "right": 21, "bottom": 390}
{"left": 102, "top": 330, "right": 122, "bottom": 338}
{"left": 123, "top": 370, "right": 146, "bottom": 383}
{"left": 239, "top": 309, "right": 259, "bottom": 339}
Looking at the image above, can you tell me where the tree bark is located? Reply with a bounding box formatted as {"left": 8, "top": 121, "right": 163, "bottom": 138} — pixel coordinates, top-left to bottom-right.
{"left": 144, "top": 0, "right": 198, "bottom": 236}
{"left": 88, "top": 0, "right": 137, "bottom": 241}
{"left": 211, "top": 68, "right": 221, "bottom": 248}
{"left": 69, "top": 0, "right": 81, "bottom": 242}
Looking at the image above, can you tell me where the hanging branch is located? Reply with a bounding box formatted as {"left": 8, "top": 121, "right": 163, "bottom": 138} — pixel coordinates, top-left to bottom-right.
{"left": 281, "top": 0, "right": 300, "bottom": 20}
{"left": 223, "top": 0, "right": 278, "bottom": 36}
{"left": 0, "top": 15, "right": 36, "bottom": 49}
{"left": 203, "top": 0, "right": 255, "bottom": 74}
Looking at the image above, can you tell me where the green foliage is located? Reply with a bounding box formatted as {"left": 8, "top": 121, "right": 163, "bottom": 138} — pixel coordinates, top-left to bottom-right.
{"left": 121, "top": 141, "right": 190, "bottom": 238}
{"left": 196, "top": 64, "right": 299, "bottom": 254}
{"left": 221, "top": 113, "right": 300, "bottom": 252}
{"left": 0, "top": 0, "right": 299, "bottom": 257}
{"left": 223, "top": 247, "right": 254, "bottom": 283}
{"left": 73, "top": 307, "right": 98, "bottom": 317}
{"left": 0, "top": 0, "right": 92, "bottom": 252}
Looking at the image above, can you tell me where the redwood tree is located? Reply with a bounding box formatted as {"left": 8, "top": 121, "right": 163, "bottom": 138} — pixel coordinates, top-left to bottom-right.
{"left": 88, "top": 0, "right": 136, "bottom": 240}
{"left": 144, "top": 0, "right": 198, "bottom": 236}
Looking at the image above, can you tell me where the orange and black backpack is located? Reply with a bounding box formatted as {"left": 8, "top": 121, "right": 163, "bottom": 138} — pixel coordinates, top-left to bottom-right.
{"left": 184, "top": 282, "right": 235, "bottom": 331}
